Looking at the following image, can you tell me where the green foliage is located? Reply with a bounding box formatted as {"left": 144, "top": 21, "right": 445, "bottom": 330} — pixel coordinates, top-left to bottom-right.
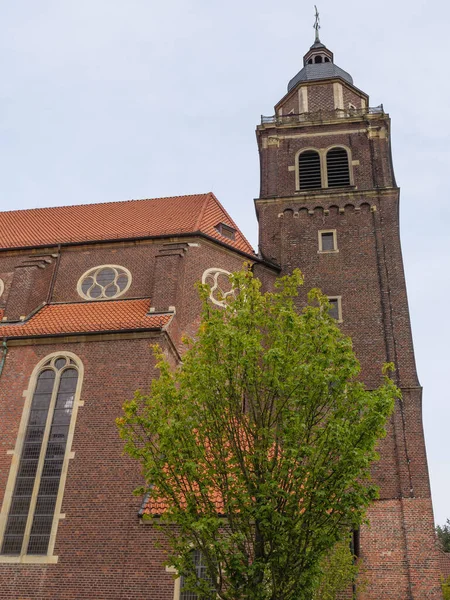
{"left": 437, "top": 519, "right": 450, "bottom": 552}
{"left": 313, "top": 538, "right": 359, "bottom": 600}
{"left": 442, "top": 576, "right": 450, "bottom": 600}
{"left": 117, "top": 267, "right": 397, "bottom": 600}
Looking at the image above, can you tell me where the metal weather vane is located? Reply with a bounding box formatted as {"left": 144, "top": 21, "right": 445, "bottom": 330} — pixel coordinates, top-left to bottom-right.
{"left": 314, "top": 5, "right": 321, "bottom": 42}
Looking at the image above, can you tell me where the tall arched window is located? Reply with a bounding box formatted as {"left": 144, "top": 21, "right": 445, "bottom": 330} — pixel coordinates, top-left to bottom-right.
{"left": 298, "top": 150, "right": 322, "bottom": 190}
{"left": 179, "top": 550, "right": 215, "bottom": 600}
{"left": 0, "top": 353, "right": 83, "bottom": 560}
{"left": 326, "top": 147, "right": 350, "bottom": 187}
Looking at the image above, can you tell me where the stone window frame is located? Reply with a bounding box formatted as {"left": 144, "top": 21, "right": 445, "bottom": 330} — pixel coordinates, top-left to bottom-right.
{"left": 0, "top": 278, "right": 4, "bottom": 298}
{"left": 166, "top": 549, "right": 215, "bottom": 600}
{"left": 327, "top": 296, "right": 343, "bottom": 323}
{"left": 295, "top": 144, "right": 354, "bottom": 191}
{"left": 295, "top": 147, "right": 322, "bottom": 191}
{"left": 324, "top": 145, "right": 352, "bottom": 188}
{"left": 318, "top": 229, "right": 338, "bottom": 254}
{"left": 76, "top": 264, "right": 132, "bottom": 301}
{"left": 0, "top": 351, "right": 84, "bottom": 564}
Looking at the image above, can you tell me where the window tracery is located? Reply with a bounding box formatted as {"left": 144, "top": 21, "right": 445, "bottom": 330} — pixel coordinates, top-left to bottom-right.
{"left": 0, "top": 352, "right": 83, "bottom": 561}
{"left": 201, "top": 268, "right": 234, "bottom": 307}
{"left": 77, "top": 265, "right": 131, "bottom": 300}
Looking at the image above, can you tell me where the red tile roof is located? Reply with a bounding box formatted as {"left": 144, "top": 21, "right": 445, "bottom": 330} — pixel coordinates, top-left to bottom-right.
{"left": 0, "top": 193, "right": 254, "bottom": 255}
{"left": 141, "top": 489, "right": 224, "bottom": 518}
{"left": 0, "top": 299, "right": 171, "bottom": 338}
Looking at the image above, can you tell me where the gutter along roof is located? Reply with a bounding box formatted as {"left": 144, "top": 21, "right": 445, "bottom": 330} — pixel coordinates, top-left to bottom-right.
{"left": 0, "top": 298, "right": 171, "bottom": 339}
{"left": 0, "top": 193, "right": 254, "bottom": 255}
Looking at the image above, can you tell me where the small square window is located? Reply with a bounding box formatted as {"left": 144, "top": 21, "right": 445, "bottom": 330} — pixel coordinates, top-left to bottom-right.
{"left": 327, "top": 296, "right": 342, "bottom": 322}
{"left": 318, "top": 230, "right": 338, "bottom": 253}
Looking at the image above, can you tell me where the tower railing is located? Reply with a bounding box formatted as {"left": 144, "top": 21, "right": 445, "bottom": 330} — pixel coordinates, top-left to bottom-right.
{"left": 260, "top": 105, "right": 385, "bottom": 125}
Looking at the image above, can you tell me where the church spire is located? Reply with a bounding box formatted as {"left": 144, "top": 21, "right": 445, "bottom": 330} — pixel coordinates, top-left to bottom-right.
{"left": 313, "top": 5, "right": 321, "bottom": 43}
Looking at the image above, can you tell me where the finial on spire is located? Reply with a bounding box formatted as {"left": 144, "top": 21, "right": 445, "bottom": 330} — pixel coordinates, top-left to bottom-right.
{"left": 313, "top": 5, "right": 321, "bottom": 43}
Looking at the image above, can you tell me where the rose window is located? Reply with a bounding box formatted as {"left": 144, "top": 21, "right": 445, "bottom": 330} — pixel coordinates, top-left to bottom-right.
{"left": 202, "top": 268, "right": 234, "bottom": 307}
{"left": 77, "top": 265, "right": 132, "bottom": 300}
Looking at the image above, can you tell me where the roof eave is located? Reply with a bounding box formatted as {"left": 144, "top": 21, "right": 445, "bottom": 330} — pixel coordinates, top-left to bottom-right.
{"left": 274, "top": 76, "right": 369, "bottom": 111}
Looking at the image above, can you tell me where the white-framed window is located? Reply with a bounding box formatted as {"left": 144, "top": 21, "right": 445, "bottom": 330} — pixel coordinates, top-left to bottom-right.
{"left": 327, "top": 296, "right": 343, "bottom": 322}
{"left": 77, "top": 265, "right": 132, "bottom": 300}
{"left": 0, "top": 352, "right": 84, "bottom": 563}
{"left": 318, "top": 230, "right": 338, "bottom": 253}
{"left": 169, "top": 549, "right": 215, "bottom": 600}
{"left": 0, "top": 278, "right": 4, "bottom": 298}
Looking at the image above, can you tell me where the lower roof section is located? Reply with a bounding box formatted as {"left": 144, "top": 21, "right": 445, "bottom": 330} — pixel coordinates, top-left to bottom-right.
{"left": 0, "top": 298, "right": 172, "bottom": 338}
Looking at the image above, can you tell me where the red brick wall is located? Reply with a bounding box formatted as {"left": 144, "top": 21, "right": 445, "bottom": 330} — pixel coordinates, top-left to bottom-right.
{"left": 360, "top": 499, "right": 442, "bottom": 599}
{"left": 307, "top": 82, "right": 335, "bottom": 111}
{"left": 0, "top": 337, "right": 181, "bottom": 599}
{"left": 0, "top": 235, "right": 258, "bottom": 599}
{"left": 51, "top": 242, "right": 158, "bottom": 303}
{"left": 437, "top": 550, "right": 450, "bottom": 579}
{"left": 258, "top": 117, "right": 395, "bottom": 200}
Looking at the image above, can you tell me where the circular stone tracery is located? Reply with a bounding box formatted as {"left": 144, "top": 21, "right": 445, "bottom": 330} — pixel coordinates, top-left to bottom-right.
{"left": 201, "top": 268, "right": 234, "bottom": 307}
{"left": 77, "top": 265, "right": 132, "bottom": 300}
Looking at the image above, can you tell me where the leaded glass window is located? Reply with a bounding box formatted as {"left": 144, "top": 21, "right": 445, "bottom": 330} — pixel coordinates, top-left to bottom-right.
{"left": 77, "top": 265, "right": 131, "bottom": 300}
{"left": 179, "top": 549, "right": 215, "bottom": 600}
{"left": 1, "top": 355, "right": 81, "bottom": 557}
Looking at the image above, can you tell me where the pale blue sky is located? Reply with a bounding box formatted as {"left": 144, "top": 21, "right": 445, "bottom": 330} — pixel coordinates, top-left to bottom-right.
{"left": 0, "top": 1, "right": 448, "bottom": 524}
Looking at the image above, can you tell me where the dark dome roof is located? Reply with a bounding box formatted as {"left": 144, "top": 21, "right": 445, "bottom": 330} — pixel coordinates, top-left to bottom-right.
{"left": 287, "top": 62, "right": 353, "bottom": 92}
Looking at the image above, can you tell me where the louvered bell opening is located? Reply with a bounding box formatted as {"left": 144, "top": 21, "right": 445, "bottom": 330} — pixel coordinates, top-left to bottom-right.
{"left": 326, "top": 148, "right": 350, "bottom": 187}
{"left": 298, "top": 151, "right": 321, "bottom": 190}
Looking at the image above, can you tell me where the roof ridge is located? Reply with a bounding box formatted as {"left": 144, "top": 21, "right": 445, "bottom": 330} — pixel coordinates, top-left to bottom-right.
{"left": 0, "top": 193, "right": 212, "bottom": 216}
{"left": 194, "top": 192, "right": 214, "bottom": 232}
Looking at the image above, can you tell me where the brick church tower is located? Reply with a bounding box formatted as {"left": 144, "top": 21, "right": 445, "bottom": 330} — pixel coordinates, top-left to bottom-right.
{"left": 255, "top": 31, "right": 443, "bottom": 599}
{"left": 0, "top": 22, "right": 444, "bottom": 600}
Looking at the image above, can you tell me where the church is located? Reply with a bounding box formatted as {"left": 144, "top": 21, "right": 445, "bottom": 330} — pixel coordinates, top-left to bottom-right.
{"left": 0, "top": 27, "right": 443, "bottom": 599}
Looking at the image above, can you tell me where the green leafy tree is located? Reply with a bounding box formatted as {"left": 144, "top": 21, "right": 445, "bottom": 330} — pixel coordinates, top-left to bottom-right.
{"left": 437, "top": 519, "right": 450, "bottom": 552}
{"left": 442, "top": 576, "right": 450, "bottom": 600}
{"left": 117, "top": 267, "right": 397, "bottom": 600}
{"left": 313, "top": 537, "right": 361, "bottom": 600}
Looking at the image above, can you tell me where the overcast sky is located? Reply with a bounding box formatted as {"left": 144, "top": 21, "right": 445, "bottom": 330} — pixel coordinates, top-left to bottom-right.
{"left": 0, "top": 1, "right": 448, "bottom": 525}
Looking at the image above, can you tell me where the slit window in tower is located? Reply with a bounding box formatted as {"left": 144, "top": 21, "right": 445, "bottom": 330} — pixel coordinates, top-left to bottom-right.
{"left": 326, "top": 148, "right": 351, "bottom": 187}
{"left": 298, "top": 150, "right": 322, "bottom": 190}
{"left": 327, "top": 297, "right": 342, "bottom": 322}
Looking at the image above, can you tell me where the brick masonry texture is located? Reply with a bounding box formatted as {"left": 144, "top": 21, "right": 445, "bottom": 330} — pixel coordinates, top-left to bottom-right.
{"left": 0, "top": 63, "right": 443, "bottom": 600}
{"left": 255, "top": 76, "right": 443, "bottom": 597}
